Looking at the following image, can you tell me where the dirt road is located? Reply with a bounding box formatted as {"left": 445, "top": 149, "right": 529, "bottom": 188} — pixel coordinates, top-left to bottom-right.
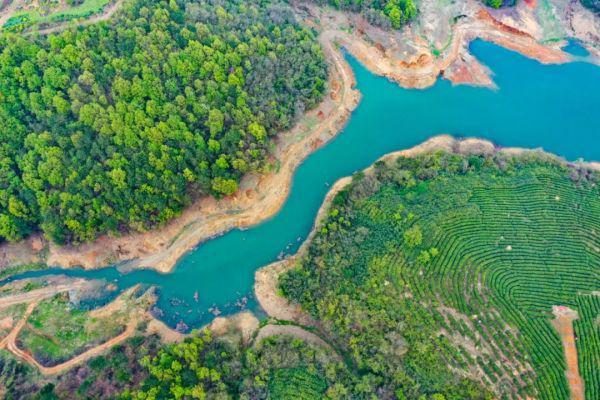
{"left": 0, "top": 282, "right": 150, "bottom": 375}
{"left": 552, "top": 306, "right": 585, "bottom": 400}
{"left": 0, "top": 300, "right": 37, "bottom": 349}
{"left": 12, "top": 318, "right": 138, "bottom": 376}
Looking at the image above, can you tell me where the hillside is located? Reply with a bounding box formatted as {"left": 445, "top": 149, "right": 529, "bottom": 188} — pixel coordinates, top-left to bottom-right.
{"left": 279, "top": 150, "right": 600, "bottom": 399}
{"left": 0, "top": 0, "right": 327, "bottom": 244}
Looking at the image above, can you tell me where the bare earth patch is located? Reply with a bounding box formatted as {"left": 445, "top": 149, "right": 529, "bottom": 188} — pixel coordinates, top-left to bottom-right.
{"left": 145, "top": 317, "right": 187, "bottom": 344}
{"left": 0, "top": 283, "right": 155, "bottom": 375}
{"left": 300, "top": 1, "right": 575, "bottom": 89}
{"left": 207, "top": 311, "right": 259, "bottom": 344}
{"left": 551, "top": 305, "right": 585, "bottom": 400}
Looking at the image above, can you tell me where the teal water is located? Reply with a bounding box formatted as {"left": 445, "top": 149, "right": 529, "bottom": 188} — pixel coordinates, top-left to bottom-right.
{"left": 4, "top": 39, "right": 600, "bottom": 330}
{"left": 562, "top": 38, "right": 590, "bottom": 57}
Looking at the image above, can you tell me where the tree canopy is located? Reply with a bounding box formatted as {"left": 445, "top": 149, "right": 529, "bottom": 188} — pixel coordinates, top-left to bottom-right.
{"left": 0, "top": 0, "right": 328, "bottom": 244}
{"left": 310, "top": 0, "right": 417, "bottom": 29}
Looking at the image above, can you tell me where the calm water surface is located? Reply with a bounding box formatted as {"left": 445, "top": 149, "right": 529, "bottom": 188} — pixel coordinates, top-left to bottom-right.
{"left": 5, "top": 39, "right": 600, "bottom": 329}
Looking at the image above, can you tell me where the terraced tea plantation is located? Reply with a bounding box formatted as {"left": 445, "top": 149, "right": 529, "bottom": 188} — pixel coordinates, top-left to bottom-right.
{"left": 280, "top": 151, "right": 600, "bottom": 400}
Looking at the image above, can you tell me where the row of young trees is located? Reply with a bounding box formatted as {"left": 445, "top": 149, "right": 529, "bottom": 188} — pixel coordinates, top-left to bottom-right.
{"left": 279, "top": 150, "right": 600, "bottom": 399}
{"left": 0, "top": 0, "right": 328, "bottom": 244}
{"left": 278, "top": 153, "right": 521, "bottom": 399}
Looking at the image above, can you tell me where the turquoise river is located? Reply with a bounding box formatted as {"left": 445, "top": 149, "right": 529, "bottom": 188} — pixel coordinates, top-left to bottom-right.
{"left": 4, "top": 39, "right": 600, "bottom": 330}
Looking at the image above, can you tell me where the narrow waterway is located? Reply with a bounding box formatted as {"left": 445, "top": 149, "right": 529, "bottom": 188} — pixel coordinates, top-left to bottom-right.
{"left": 5, "top": 39, "right": 600, "bottom": 329}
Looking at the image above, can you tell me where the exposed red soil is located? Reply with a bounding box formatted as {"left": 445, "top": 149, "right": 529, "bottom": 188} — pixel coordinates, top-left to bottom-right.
{"left": 551, "top": 306, "right": 585, "bottom": 400}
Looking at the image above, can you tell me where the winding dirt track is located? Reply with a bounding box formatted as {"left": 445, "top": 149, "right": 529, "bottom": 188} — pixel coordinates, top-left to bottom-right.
{"left": 0, "top": 282, "right": 142, "bottom": 375}
{"left": 0, "top": 300, "right": 38, "bottom": 349}
{"left": 7, "top": 318, "right": 137, "bottom": 376}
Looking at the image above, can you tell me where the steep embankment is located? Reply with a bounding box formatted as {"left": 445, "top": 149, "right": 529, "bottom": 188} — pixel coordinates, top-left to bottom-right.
{"left": 300, "top": 1, "right": 577, "bottom": 89}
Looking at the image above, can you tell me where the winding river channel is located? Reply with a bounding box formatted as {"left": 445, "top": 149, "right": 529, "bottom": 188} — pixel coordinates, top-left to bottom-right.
{"left": 5, "top": 39, "right": 600, "bottom": 329}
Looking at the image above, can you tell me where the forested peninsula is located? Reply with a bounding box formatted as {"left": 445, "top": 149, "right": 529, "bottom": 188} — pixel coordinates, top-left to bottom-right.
{"left": 0, "top": 0, "right": 327, "bottom": 244}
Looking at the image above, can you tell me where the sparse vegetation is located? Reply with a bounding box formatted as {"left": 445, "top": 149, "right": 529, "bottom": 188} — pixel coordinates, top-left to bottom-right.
{"left": 17, "top": 293, "right": 127, "bottom": 365}
{"left": 2, "top": 0, "right": 112, "bottom": 31}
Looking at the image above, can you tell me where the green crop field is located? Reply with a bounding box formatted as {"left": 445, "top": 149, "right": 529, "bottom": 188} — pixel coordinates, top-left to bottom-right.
{"left": 269, "top": 367, "right": 328, "bottom": 399}
{"left": 281, "top": 151, "right": 600, "bottom": 399}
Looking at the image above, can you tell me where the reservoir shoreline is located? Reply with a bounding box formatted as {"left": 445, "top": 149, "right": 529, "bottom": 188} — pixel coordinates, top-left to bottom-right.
{"left": 0, "top": 9, "right": 589, "bottom": 274}
{"left": 254, "top": 135, "right": 600, "bottom": 323}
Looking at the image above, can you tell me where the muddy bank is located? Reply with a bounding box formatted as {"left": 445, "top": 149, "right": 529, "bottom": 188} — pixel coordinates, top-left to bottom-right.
{"left": 300, "top": 1, "right": 576, "bottom": 89}
{"left": 254, "top": 135, "right": 600, "bottom": 323}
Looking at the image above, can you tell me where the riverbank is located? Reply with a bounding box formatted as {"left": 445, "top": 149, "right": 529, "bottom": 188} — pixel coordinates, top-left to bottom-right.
{"left": 0, "top": 282, "right": 154, "bottom": 375}
{"left": 298, "top": 1, "right": 578, "bottom": 89}
{"left": 254, "top": 135, "right": 600, "bottom": 322}
{"left": 0, "top": 31, "right": 361, "bottom": 273}
{"left": 1, "top": 0, "right": 597, "bottom": 275}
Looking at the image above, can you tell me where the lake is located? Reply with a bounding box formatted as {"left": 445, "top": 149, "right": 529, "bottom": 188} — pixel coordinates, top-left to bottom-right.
{"left": 5, "top": 39, "right": 600, "bottom": 329}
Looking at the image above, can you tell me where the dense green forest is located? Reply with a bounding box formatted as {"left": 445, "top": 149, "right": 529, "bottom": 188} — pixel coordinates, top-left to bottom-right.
{"left": 0, "top": 0, "right": 327, "bottom": 244}
{"left": 123, "top": 332, "right": 352, "bottom": 399}
{"left": 280, "top": 152, "right": 600, "bottom": 399}
{"left": 309, "top": 0, "right": 417, "bottom": 29}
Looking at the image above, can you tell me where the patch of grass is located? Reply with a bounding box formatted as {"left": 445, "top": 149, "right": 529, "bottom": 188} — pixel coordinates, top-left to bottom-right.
{"left": 269, "top": 367, "right": 327, "bottom": 399}
{"left": 19, "top": 294, "right": 125, "bottom": 365}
